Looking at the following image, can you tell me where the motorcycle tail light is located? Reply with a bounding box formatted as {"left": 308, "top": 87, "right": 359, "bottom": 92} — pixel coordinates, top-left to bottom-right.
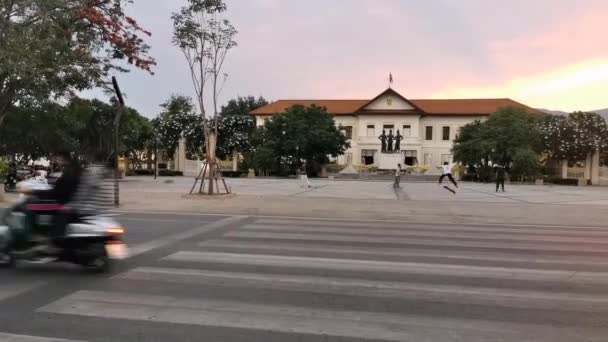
{"left": 108, "top": 227, "right": 125, "bottom": 235}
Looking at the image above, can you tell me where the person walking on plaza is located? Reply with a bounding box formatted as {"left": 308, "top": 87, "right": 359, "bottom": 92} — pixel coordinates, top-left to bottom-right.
{"left": 495, "top": 165, "right": 506, "bottom": 192}
{"left": 393, "top": 163, "right": 402, "bottom": 188}
{"left": 438, "top": 162, "right": 458, "bottom": 188}
{"left": 299, "top": 161, "right": 311, "bottom": 188}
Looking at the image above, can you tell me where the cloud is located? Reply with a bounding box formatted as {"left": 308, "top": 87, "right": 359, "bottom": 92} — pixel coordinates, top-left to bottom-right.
{"left": 432, "top": 59, "right": 608, "bottom": 112}
{"left": 82, "top": 0, "right": 608, "bottom": 116}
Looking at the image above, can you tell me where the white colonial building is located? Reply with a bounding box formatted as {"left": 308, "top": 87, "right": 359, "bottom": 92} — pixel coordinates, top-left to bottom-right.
{"left": 251, "top": 88, "right": 540, "bottom": 172}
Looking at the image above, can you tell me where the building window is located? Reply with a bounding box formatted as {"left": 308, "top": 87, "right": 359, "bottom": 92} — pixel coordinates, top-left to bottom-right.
{"left": 404, "top": 150, "right": 417, "bottom": 166}
{"left": 383, "top": 124, "right": 394, "bottom": 133}
{"left": 366, "top": 125, "right": 375, "bottom": 137}
{"left": 402, "top": 125, "right": 411, "bottom": 137}
{"left": 343, "top": 126, "right": 353, "bottom": 139}
{"left": 424, "top": 153, "right": 433, "bottom": 166}
{"left": 442, "top": 126, "right": 450, "bottom": 141}
{"left": 425, "top": 126, "right": 433, "bottom": 140}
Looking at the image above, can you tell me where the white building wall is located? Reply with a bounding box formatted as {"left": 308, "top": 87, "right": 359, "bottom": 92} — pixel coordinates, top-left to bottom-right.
{"left": 419, "top": 116, "right": 484, "bottom": 173}
{"left": 363, "top": 94, "right": 415, "bottom": 110}
{"left": 333, "top": 116, "right": 359, "bottom": 164}
{"left": 254, "top": 113, "right": 483, "bottom": 171}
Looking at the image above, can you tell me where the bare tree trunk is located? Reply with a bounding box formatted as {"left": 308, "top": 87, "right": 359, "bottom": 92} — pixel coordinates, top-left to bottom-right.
{"left": 206, "top": 131, "right": 217, "bottom": 194}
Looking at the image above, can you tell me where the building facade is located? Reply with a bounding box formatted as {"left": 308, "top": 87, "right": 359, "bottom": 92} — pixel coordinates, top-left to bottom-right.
{"left": 251, "top": 88, "right": 539, "bottom": 172}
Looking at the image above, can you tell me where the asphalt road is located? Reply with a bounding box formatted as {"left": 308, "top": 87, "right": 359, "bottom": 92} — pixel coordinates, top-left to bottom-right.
{"left": 2, "top": 212, "right": 608, "bottom": 341}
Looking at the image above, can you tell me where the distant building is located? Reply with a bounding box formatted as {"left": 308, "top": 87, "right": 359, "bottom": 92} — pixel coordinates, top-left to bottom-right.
{"left": 251, "top": 88, "right": 540, "bottom": 171}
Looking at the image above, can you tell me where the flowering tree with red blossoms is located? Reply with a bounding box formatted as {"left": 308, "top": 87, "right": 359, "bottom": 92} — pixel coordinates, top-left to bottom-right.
{"left": 0, "top": 0, "right": 155, "bottom": 127}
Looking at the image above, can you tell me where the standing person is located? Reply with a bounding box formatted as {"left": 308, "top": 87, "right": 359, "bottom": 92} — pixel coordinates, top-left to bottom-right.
{"left": 495, "top": 165, "right": 506, "bottom": 192}
{"left": 393, "top": 163, "right": 402, "bottom": 188}
{"left": 438, "top": 162, "right": 458, "bottom": 188}
{"left": 300, "top": 161, "right": 311, "bottom": 188}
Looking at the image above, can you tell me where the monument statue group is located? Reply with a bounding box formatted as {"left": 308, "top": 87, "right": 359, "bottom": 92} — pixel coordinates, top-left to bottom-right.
{"left": 378, "top": 129, "right": 403, "bottom": 153}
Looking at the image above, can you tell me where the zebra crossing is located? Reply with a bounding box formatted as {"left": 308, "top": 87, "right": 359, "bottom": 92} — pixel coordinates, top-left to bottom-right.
{"left": 31, "top": 217, "right": 608, "bottom": 341}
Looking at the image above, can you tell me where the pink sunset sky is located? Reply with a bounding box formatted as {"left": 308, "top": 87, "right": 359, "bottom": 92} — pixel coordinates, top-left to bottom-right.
{"left": 101, "top": 0, "right": 608, "bottom": 116}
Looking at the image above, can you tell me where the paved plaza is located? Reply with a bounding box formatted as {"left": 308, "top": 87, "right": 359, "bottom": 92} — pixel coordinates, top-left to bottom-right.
{"left": 122, "top": 176, "right": 608, "bottom": 205}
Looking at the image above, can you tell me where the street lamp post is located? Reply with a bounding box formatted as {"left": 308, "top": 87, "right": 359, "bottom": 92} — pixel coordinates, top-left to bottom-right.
{"left": 111, "top": 77, "right": 125, "bottom": 207}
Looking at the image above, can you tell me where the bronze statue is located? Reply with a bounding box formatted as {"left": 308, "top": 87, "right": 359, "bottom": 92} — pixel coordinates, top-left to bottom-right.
{"left": 387, "top": 129, "right": 394, "bottom": 152}
{"left": 378, "top": 130, "right": 387, "bottom": 152}
{"left": 394, "top": 130, "right": 403, "bottom": 151}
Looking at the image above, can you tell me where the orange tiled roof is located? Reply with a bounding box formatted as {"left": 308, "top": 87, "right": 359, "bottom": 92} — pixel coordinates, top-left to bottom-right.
{"left": 251, "top": 98, "right": 541, "bottom": 116}
{"left": 251, "top": 99, "right": 369, "bottom": 115}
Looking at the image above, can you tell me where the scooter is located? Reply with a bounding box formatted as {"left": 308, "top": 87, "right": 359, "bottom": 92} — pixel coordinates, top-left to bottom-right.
{"left": 0, "top": 182, "right": 128, "bottom": 273}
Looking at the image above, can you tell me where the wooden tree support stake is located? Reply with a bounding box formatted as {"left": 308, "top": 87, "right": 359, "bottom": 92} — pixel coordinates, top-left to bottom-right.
{"left": 189, "top": 160, "right": 230, "bottom": 195}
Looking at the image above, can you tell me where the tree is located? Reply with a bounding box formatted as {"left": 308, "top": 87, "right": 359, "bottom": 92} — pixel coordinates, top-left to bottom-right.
{"left": 0, "top": 98, "right": 151, "bottom": 165}
{"left": 540, "top": 112, "right": 608, "bottom": 162}
{"left": 216, "top": 114, "right": 255, "bottom": 159}
{"left": 221, "top": 96, "right": 268, "bottom": 117}
{"left": 453, "top": 107, "right": 542, "bottom": 181}
{"left": 0, "top": 0, "right": 155, "bottom": 127}
{"left": 253, "top": 105, "right": 349, "bottom": 176}
{"left": 154, "top": 95, "right": 201, "bottom": 159}
{"left": 510, "top": 148, "right": 541, "bottom": 181}
{"left": 217, "top": 96, "right": 268, "bottom": 170}
{"left": 172, "top": 0, "right": 237, "bottom": 194}
{"left": 452, "top": 120, "right": 489, "bottom": 168}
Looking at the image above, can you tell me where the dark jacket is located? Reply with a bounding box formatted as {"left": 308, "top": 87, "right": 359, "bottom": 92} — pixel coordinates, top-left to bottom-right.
{"left": 35, "top": 160, "right": 82, "bottom": 204}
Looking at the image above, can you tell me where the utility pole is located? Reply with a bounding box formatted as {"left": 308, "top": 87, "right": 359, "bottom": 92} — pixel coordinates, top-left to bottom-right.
{"left": 111, "top": 77, "right": 125, "bottom": 207}
{"left": 154, "top": 131, "right": 158, "bottom": 180}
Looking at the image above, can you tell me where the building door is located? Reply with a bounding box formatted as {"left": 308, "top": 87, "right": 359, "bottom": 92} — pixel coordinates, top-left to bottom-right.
{"left": 361, "top": 149, "right": 376, "bottom": 165}
{"left": 404, "top": 150, "right": 417, "bottom": 166}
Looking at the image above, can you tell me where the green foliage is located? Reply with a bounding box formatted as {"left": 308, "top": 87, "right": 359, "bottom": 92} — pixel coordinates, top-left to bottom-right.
{"left": 251, "top": 146, "right": 274, "bottom": 176}
{"left": 221, "top": 96, "right": 268, "bottom": 117}
{"left": 540, "top": 112, "right": 608, "bottom": 162}
{"left": 251, "top": 105, "right": 350, "bottom": 176}
{"left": 158, "top": 170, "right": 184, "bottom": 177}
{"left": 0, "top": 97, "right": 151, "bottom": 163}
{"left": 217, "top": 114, "right": 255, "bottom": 159}
{"left": 154, "top": 95, "right": 203, "bottom": 159}
{"left": 0, "top": 0, "right": 154, "bottom": 125}
{"left": 217, "top": 95, "right": 268, "bottom": 160}
{"left": 453, "top": 107, "right": 541, "bottom": 171}
{"left": 0, "top": 160, "right": 8, "bottom": 181}
{"left": 510, "top": 148, "right": 541, "bottom": 179}
{"left": 452, "top": 120, "right": 489, "bottom": 167}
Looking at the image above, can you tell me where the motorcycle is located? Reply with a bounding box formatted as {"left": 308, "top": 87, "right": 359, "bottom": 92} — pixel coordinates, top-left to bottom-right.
{"left": 0, "top": 181, "right": 128, "bottom": 273}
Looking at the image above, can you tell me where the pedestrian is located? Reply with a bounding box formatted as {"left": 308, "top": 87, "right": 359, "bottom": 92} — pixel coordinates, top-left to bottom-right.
{"left": 495, "top": 165, "right": 506, "bottom": 192}
{"left": 438, "top": 162, "right": 458, "bottom": 188}
{"left": 300, "top": 162, "right": 311, "bottom": 188}
{"left": 393, "top": 163, "right": 401, "bottom": 188}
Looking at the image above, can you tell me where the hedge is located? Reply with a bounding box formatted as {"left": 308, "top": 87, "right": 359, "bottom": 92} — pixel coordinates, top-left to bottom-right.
{"left": 222, "top": 171, "right": 245, "bottom": 178}
{"left": 159, "top": 170, "right": 183, "bottom": 177}
{"left": 128, "top": 169, "right": 155, "bottom": 176}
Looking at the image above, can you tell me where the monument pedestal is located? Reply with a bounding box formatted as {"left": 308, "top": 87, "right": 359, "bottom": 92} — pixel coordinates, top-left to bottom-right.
{"left": 378, "top": 152, "right": 403, "bottom": 170}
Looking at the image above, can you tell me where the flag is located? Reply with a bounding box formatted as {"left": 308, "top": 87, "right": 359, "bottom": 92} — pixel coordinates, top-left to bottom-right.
{"left": 389, "top": 73, "right": 393, "bottom": 84}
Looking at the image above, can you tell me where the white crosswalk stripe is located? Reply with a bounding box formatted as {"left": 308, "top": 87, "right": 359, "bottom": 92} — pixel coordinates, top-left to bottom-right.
{"left": 0, "top": 282, "right": 46, "bottom": 302}
{"left": 38, "top": 217, "right": 608, "bottom": 341}
{"left": 37, "top": 290, "right": 608, "bottom": 342}
{"left": 0, "top": 333, "right": 86, "bottom": 342}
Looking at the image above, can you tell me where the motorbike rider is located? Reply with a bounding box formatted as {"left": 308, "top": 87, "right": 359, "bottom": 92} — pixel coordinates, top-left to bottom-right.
{"left": 34, "top": 151, "right": 83, "bottom": 205}
{"left": 20, "top": 150, "right": 84, "bottom": 246}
